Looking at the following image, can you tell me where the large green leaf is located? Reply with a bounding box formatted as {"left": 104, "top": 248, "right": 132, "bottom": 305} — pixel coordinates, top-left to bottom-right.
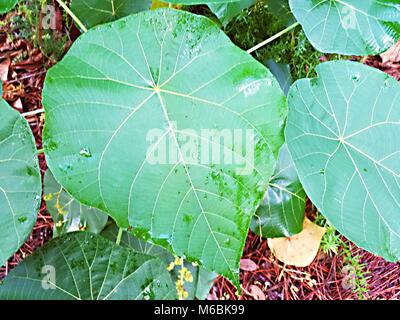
{"left": 0, "top": 232, "right": 176, "bottom": 300}
{"left": 266, "top": 0, "right": 294, "bottom": 25}
{"left": 42, "top": 8, "right": 286, "bottom": 284}
{"left": 251, "top": 144, "right": 305, "bottom": 238}
{"left": 208, "top": 0, "right": 256, "bottom": 26}
{"left": 289, "top": 0, "right": 400, "bottom": 55}
{"left": 0, "top": 0, "right": 18, "bottom": 13}
{"left": 44, "top": 169, "right": 108, "bottom": 237}
{"left": 0, "top": 97, "right": 41, "bottom": 267}
{"left": 71, "top": 0, "right": 152, "bottom": 28}
{"left": 102, "top": 223, "right": 217, "bottom": 300}
{"left": 286, "top": 60, "right": 400, "bottom": 261}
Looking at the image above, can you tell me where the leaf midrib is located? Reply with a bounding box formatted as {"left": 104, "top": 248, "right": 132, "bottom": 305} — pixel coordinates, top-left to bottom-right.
{"left": 155, "top": 90, "right": 236, "bottom": 280}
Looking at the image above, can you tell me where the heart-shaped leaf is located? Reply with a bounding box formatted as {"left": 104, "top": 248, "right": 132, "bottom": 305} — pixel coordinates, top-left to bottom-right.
{"left": 289, "top": 0, "right": 400, "bottom": 55}
{"left": 70, "top": 0, "right": 152, "bottom": 28}
{"left": 0, "top": 97, "right": 41, "bottom": 266}
{"left": 286, "top": 61, "right": 400, "bottom": 261}
{"left": 102, "top": 223, "right": 217, "bottom": 300}
{"left": 0, "top": 0, "right": 17, "bottom": 13}
{"left": 0, "top": 232, "right": 176, "bottom": 300}
{"left": 44, "top": 169, "right": 108, "bottom": 237}
{"left": 251, "top": 143, "right": 306, "bottom": 238}
{"left": 42, "top": 9, "right": 286, "bottom": 284}
{"left": 208, "top": 0, "right": 256, "bottom": 26}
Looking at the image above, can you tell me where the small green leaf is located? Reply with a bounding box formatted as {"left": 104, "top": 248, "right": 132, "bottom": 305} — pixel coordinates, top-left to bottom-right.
{"left": 0, "top": 232, "right": 176, "bottom": 300}
{"left": 42, "top": 9, "right": 286, "bottom": 284}
{"left": 102, "top": 223, "right": 217, "bottom": 300}
{"left": 70, "top": 0, "right": 152, "bottom": 28}
{"left": 289, "top": 0, "right": 400, "bottom": 55}
{"left": 208, "top": 0, "right": 256, "bottom": 26}
{"left": 44, "top": 169, "right": 108, "bottom": 237}
{"left": 0, "top": 98, "right": 41, "bottom": 266}
{"left": 265, "top": 59, "right": 293, "bottom": 96}
{"left": 251, "top": 144, "right": 305, "bottom": 238}
{"left": 286, "top": 60, "right": 400, "bottom": 261}
{"left": 0, "top": 0, "right": 18, "bottom": 14}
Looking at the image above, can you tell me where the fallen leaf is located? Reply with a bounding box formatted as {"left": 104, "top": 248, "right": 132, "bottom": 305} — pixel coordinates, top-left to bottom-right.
{"left": 249, "top": 285, "right": 265, "bottom": 300}
{"left": 151, "top": 0, "right": 182, "bottom": 9}
{"left": 381, "top": 40, "right": 400, "bottom": 64}
{"left": 240, "top": 258, "right": 258, "bottom": 271}
{"left": 12, "top": 98, "right": 23, "bottom": 111}
{"left": 0, "top": 58, "right": 10, "bottom": 81}
{"left": 267, "top": 218, "right": 326, "bottom": 267}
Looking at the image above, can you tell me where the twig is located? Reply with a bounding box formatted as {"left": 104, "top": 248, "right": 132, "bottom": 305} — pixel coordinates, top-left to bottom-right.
{"left": 21, "top": 108, "right": 44, "bottom": 117}
{"left": 55, "top": 0, "right": 88, "bottom": 33}
{"left": 247, "top": 22, "right": 300, "bottom": 54}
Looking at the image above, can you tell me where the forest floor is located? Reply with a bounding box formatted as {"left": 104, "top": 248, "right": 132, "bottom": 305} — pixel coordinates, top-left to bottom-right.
{"left": 1, "top": 3, "right": 400, "bottom": 300}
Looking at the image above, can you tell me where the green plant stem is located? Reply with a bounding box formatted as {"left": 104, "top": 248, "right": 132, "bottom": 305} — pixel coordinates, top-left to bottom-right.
{"left": 247, "top": 22, "right": 300, "bottom": 54}
{"left": 37, "top": 148, "right": 44, "bottom": 155}
{"left": 116, "top": 227, "right": 123, "bottom": 245}
{"left": 21, "top": 108, "right": 44, "bottom": 117}
{"left": 56, "top": 0, "right": 88, "bottom": 33}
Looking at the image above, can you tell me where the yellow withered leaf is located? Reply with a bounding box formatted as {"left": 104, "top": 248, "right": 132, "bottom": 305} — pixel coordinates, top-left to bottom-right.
{"left": 267, "top": 218, "right": 326, "bottom": 267}
{"left": 151, "top": 0, "right": 182, "bottom": 9}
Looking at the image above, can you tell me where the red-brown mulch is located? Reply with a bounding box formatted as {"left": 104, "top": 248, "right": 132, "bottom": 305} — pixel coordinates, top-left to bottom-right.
{"left": 1, "top": 7, "right": 400, "bottom": 300}
{"left": 0, "top": 25, "right": 53, "bottom": 280}
{"left": 210, "top": 232, "right": 400, "bottom": 300}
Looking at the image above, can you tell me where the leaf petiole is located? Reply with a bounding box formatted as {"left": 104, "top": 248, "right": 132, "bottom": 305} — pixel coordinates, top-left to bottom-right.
{"left": 21, "top": 108, "right": 44, "bottom": 117}
{"left": 56, "top": 0, "right": 88, "bottom": 33}
{"left": 247, "top": 22, "right": 300, "bottom": 54}
{"left": 116, "top": 227, "right": 123, "bottom": 245}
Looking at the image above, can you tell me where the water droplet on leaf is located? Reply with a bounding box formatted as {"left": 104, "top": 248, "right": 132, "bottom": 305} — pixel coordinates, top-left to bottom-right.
{"left": 80, "top": 148, "right": 92, "bottom": 158}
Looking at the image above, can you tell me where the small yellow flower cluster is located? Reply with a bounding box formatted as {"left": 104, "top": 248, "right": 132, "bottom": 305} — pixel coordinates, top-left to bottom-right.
{"left": 44, "top": 191, "right": 67, "bottom": 228}
{"left": 166, "top": 257, "right": 194, "bottom": 300}
{"left": 166, "top": 256, "right": 182, "bottom": 271}
{"left": 54, "top": 192, "right": 67, "bottom": 215}
{"left": 43, "top": 193, "right": 53, "bottom": 201}
{"left": 176, "top": 278, "right": 188, "bottom": 300}
{"left": 179, "top": 267, "right": 193, "bottom": 283}
{"left": 55, "top": 220, "right": 63, "bottom": 228}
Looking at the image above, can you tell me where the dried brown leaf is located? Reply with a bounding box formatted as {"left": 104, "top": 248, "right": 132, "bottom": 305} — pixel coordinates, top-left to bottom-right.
{"left": 249, "top": 285, "right": 266, "bottom": 300}
{"left": 0, "top": 58, "right": 10, "bottom": 81}
{"left": 381, "top": 40, "right": 400, "bottom": 64}
{"left": 240, "top": 258, "right": 258, "bottom": 271}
